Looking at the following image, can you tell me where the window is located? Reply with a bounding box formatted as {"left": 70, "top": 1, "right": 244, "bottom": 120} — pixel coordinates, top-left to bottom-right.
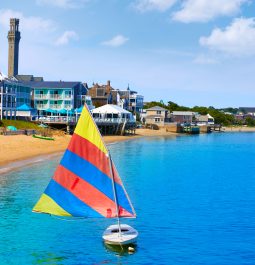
{"left": 65, "top": 91, "right": 71, "bottom": 98}
{"left": 155, "top": 118, "right": 160, "bottom": 123}
{"left": 97, "top": 88, "right": 104, "bottom": 97}
{"left": 156, "top": 111, "right": 161, "bottom": 114}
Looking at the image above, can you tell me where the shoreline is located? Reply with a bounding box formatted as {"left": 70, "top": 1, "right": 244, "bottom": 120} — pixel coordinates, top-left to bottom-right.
{"left": 0, "top": 128, "right": 176, "bottom": 173}
{"left": 223, "top": 126, "right": 255, "bottom": 132}
{"left": 1, "top": 126, "right": 254, "bottom": 174}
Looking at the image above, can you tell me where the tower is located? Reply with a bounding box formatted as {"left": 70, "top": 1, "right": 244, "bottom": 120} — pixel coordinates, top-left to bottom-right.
{"left": 8, "top": 18, "right": 21, "bottom": 77}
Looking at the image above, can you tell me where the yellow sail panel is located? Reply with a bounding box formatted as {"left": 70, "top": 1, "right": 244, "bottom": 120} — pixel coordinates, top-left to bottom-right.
{"left": 32, "top": 193, "right": 71, "bottom": 216}
{"left": 74, "top": 106, "right": 108, "bottom": 155}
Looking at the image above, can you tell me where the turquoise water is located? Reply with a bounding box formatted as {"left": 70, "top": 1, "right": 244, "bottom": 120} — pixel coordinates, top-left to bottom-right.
{"left": 1, "top": 132, "right": 255, "bottom": 264}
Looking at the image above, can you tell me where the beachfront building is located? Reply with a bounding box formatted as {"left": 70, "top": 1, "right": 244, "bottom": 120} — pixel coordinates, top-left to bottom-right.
{"left": 88, "top": 81, "right": 117, "bottom": 107}
{"left": 145, "top": 106, "right": 170, "bottom": 126}
{"left": 117, "top": 86, "right": 144, "bottom": 114}
{"left": 88, "top": 81, "right": 144, "bottom": 114}
{"left": 196, "top": 114, "right": 215, "bottom": 125}
{"left": 21, "top": 81, "right": 88, "bottom": 114}
{"left": 0, "top": 72, "right": 31, "bottom": 120}
{"left": 171, "top": 111, "right": 195, "bottom": 124}
{"left": 91, "top": 104, "right": 136, "bottom": 135}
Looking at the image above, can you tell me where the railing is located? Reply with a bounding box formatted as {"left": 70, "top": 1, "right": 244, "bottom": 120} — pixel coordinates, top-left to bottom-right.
{"left": 34, "top": 94, "right": 48, "bottom": 99}
{"left": 33, "top": 116, "right": 76, "bottom": 123}
{"left": 36, "top": 104, "right": 49, "bottom": 109}
{"left": 49, "top": 95, "right": 63, "bottom": 99}
{"left": 64, "top": 105, "right": 71, "bottom": 109}
{"left": 49, "top": 104, "right": 62, "bottom": 109}
{"left": 93, "top": 117, "right": 135, "bottom": 124}
{"left": 63, "top": 95, "right": 72, "bottom": 99}
{"left": 35, "top": 94, "right": 72, "bottom": 100}
{"left": 32, "top": 116, "right": 135, "bottom": 124}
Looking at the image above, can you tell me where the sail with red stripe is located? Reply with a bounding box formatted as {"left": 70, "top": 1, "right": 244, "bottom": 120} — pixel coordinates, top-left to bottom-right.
{"left": 33, "top": 105, "right": 136, "bottom": 218}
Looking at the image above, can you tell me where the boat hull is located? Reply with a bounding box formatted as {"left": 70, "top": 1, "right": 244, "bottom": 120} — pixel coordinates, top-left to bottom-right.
{"left": 103, "top": 224, "right": 138, "bottom": 245}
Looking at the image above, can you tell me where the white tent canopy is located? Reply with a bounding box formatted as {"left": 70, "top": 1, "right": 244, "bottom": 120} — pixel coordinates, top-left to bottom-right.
{"left": 91, "top": 104, "right": 135, "bottom": 122}
{"left": 91, "top": 104, "right": 131, "bottom": 114}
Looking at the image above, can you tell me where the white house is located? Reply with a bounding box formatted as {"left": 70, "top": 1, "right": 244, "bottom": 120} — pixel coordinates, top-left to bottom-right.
{"left": 196, "top": 114, "right": 215, "bottom": 125}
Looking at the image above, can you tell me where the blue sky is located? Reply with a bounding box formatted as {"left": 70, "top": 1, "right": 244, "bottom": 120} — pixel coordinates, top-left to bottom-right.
{"left": 0, "top": 0, "right": 255, "bottom": 107}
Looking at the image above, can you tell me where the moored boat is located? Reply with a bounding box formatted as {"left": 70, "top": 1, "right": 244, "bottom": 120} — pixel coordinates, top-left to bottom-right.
{"left": 103, "top": 224, "right": 138, "bottom": 245}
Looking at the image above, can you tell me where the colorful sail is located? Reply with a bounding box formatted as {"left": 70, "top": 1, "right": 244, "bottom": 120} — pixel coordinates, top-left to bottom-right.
{"left": 33, "top": 105, "right": 136, "bottom": 218}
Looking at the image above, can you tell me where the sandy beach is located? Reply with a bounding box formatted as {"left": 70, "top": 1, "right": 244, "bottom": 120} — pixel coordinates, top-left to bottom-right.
{"left": 0, "top": 128, "right": 175, "bottom": 172}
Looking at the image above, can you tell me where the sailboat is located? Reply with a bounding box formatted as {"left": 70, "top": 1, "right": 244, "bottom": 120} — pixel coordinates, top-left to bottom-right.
{"left": 32, "top": 104, "right": 138, "bottom": 246}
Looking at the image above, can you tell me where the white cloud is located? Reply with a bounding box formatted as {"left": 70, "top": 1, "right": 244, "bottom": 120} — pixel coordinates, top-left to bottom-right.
{"left": 0, "top": 9, "right": 55, "bottom": 32}
{"left": 101, "top": 35, "right": 129, "bottom": 47}
{"left": 36, "top": 0, "right": 88, "bottom": 9}
{"left": 200, "top": 17, "right": 255, "bottom": 56}
{"left": 133, "top": 0, "right": 177, "bottom": 12}
{"left": 172, "top": 0, "right": 248, "bottom": 23}
{"left": 54, "top": 31, "right": 79, "bottom": 46}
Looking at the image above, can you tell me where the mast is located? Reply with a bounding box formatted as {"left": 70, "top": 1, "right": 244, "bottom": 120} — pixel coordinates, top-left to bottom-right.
{"left": 108, "top": 153, "right": 122, "bottom": 235}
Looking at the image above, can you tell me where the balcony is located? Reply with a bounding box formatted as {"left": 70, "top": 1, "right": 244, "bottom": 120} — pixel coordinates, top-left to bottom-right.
{"left": 49, "top": 94, "right": 64, "bottom": 100}
{"left": 49, "top": 104, "right": 62, "bottom": 109}
{"left": 36, "top": 104, "right": 49, "bottom": 109}
{"left": 64, "top": 105, "right": 72, "bottom": 109}
{"left": 63, "top": 95, "right": 72, "bottom": 100}
{"left": 34, "top": 94, "right": 48, "bottom": 99}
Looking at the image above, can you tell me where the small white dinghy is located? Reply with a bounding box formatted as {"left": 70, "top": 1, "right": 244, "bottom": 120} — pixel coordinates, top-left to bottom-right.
{"left": 103, "top": 224, "right": 138, "bottom": 245}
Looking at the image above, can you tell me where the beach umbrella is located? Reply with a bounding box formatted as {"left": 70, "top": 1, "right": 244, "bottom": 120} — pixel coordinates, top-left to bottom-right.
{"left": 45, "top": 108, "right": 54, "bottom": 113}
{"left": 67, "top": 109, "right": 75, "bottom": 115}
{"left": 58, "top": 109, "right": 67, "bottom": 115}
{"left": 75, "top": 106, "right": 84, "bottom": 113}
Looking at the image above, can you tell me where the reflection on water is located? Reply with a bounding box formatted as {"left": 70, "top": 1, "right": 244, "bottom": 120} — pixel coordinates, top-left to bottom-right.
{"left": 32, "top": 252, "right": 67, "bottom": 264}
{"left": 103, "top": 243, "right": 137, "bottom": 256}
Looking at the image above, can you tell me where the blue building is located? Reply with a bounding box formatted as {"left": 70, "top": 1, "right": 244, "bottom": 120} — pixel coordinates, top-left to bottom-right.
{"left": 21, "top": 81, "right": 88, "bottom": 115}
{"left": 0, "top": 73, "right": 31, "bottom": 119}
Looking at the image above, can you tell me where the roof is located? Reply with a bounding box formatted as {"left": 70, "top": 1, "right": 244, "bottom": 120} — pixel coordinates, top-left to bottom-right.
{"left": 91, "top": 104, "right": 131, "bottom": 114}
{"left": 21, "top": 81, "right": 83, "bottom": 89}
{"left": 15, "top": 75, "right": 44, "bottom": 82}
{"left": 172, "top": 111, "right": 194, "bottom": 116}
{"left": 16, "top": 75, "right": 34, "bottom": 82}
{"left": 33, "top": 77, "right": 44, "bottom": 82}
{"left": 146, "top": 106, "right": 168, "bottom": 111}
{"left": 16, "top": 104, "right": 35, "bottom": 111}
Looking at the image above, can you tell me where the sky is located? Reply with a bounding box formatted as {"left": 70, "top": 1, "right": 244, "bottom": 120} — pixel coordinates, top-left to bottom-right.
{"left": 0, "top": 0, "right": 255, "bottom": 108}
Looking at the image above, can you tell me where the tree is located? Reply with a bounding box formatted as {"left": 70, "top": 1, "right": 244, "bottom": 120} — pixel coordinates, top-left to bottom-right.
{"left": 245, "top": 117, "right": 255, "bottom": 126}
{"left": 143, "top": 101, "right": 167, "bottom": 109}
{"left": 192, "top": 106, "right": 208, "bottom": 115}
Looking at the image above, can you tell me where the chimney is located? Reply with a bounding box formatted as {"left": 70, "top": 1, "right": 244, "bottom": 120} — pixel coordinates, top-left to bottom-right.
{"left": 107, "top": 80, "right": 111, "bottom": 87}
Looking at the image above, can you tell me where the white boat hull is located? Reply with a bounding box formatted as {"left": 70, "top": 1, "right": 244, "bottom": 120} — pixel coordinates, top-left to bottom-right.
{"left": 103, "top": 224, "right": 138, "bottom": 245}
